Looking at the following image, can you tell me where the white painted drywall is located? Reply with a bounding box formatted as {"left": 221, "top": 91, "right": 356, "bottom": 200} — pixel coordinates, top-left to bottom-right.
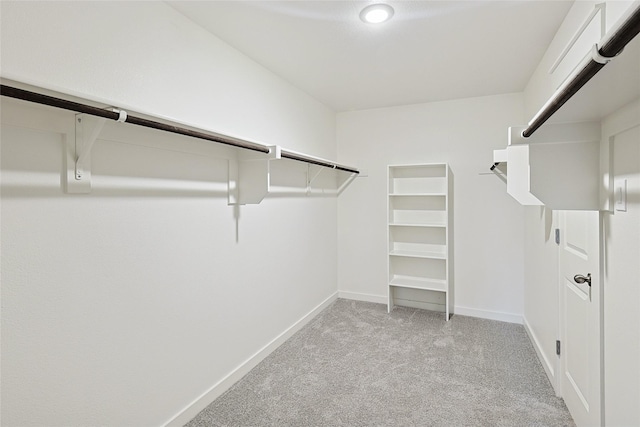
{"left": 522, "top": 206, "right": 559, "bottom": 390}
{"left": 0, "top": 1, "right": 334, "bottom": 158}
{"left": 602, "top": 99, "right": 640, "bottom": 426}
{"left": 521, "top": 98, "right": 640, "bottom": 422}
{"left": 520, "top": 0, "right": 640, "bottom": 418}
{"left": 523, "top": 1, "right": 638, "bottom": 121}
{"left": 1, "top": 2, "right": 339, "bottom": 426}
{"left": 337, "top": 93, "right": 526, "bottom": 322}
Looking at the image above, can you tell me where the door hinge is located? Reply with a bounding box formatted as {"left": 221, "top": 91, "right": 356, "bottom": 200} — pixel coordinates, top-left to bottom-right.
{"left": 556, "top": 340, "right": 561, "bottom": 356}
{"left": 555, "top": 228, "right": 560, "bottom": 245}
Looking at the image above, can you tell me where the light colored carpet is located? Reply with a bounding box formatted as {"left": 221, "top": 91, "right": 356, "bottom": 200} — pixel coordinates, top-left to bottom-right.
{"left": 186, "top": 299, "right": 574, "bottom": 426}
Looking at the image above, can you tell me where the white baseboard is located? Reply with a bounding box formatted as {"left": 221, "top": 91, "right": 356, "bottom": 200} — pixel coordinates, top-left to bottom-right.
{"left": 454, "top": 305, "right": 522, "bottom": 324}
{"left": 338, "top": 293, "right": 523, "bottom": 325}
{"left": 163, "top": 292, "right": 339, "bottom": 427}
{"left": 523, "top": 316, "right": 559, "bottom": 396}
{"left": 337, "top": 290, "right": 387, "bottom": 305}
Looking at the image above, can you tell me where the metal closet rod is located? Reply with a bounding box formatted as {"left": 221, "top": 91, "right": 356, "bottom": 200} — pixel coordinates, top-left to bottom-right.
{"left": 0, "top": 84, "right": 360, "bottom": 175}
{"left": 522, "top": 3, "right": 640, "bottom": 138}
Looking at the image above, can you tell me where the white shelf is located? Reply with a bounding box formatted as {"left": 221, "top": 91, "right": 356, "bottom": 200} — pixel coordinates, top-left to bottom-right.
{"left": 503, "top": 123, "right": 600, "bottom": 210}
{"left": 389, "top": 222, "right": 446, "bottom": 228}
{"left": 387, "top": 163, "right": 453, "bottom": 320}
{"left": 389, "top": 193, "right": 446, "bottom": 197}
{"left": 389, "top": 249, "right": 446, "bottom": 260}
{"left": 389, "top": 275, "right": 447, "bottom": 292}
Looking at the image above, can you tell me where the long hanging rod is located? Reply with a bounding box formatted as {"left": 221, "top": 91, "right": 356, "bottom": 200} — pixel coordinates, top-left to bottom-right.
{"left": 522, "top": 3, "right": 640, "bottom": 138}
{"left": 0, "top": 84, "right": 360, "bottom": 175}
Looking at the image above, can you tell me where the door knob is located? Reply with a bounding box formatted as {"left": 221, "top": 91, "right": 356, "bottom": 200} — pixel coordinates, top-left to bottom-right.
{"left": 574, "top": 273, "right": 591, "bottom": 287}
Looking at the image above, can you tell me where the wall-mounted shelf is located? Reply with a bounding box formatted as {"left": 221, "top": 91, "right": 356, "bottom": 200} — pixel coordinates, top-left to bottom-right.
{"left": 226, "top": 147, "right": 358, "bottom": 205}
{"left": 387, "top": 163, "right": 453, "bottom": 320}
{"left": 523, "top": 2, "right": 640, "bottom": 135}
{"left": 495, "top": 3, "right": 640, "bottom": 211}
{"left": 0, "top": 83, "right": 360, "bottom": 202}
{"left": 493, "top": 122, "right": 601, "bottom": 210}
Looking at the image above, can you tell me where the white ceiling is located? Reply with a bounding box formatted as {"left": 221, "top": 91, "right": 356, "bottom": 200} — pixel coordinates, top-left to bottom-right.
{"left": 167, "top": 1, "right": 573, "bottom": 112}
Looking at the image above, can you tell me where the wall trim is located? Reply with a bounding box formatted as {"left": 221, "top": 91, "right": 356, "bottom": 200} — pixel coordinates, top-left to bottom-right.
{"left": 337, "top": 290, "right": 387, "bottom": 305}
{"left": 523, "top": 315, "right": 559, "bottom": 396}
{"left": 338, "top": 292, "right": 524, "bottom": 324}
{"left": 163, "top": 292, "right": 339, "bottom": 427}
{"left": 454, "top": 305, "right": 523, "bottom": 324}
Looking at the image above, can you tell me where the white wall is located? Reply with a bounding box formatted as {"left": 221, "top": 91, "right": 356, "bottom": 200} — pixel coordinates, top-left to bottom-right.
{"left": 601, "top": 98, "right": 640, "bottom": 426}
{"left": 0, "top": 1, "right": 334, "bottom": 158}
{"left": 523, "top": 0, "right": 638, "bottom": 120}
{"left": 1, "top": 2, "right": 339, "bottom": 426}
{"left": 337, "top": 93, "right": 526, "bottom": 323}
{"left": 522, "top": 207, "right": 560, "bottom": 390}
{"left": 520, "top": 0, "right": 640, "bottom": 420}
{"left": 521, "top": 98, "right": 640, "bottom": 423}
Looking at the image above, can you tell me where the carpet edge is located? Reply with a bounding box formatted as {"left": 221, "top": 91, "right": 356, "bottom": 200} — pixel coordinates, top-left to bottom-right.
{"left": 163, "top": 291, "right": 339, "bottom": 427}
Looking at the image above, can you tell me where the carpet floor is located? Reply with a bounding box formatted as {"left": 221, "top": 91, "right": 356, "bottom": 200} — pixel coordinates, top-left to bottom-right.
{"left": 186, "top": 299, "right": 574, "bottom": 426}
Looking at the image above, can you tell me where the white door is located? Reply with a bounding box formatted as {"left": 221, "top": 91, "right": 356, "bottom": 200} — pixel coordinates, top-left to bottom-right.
{"left": 559, "top": 210, "right": 602, "bottom": 426}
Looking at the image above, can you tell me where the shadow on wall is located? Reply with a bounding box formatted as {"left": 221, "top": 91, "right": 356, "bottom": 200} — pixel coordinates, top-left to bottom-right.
{"left": 540, "top": 205, "right": 554, "bottom": 243}
{"left": 1, "top": 111, "right": 350, "bottom": 201}
{"left": 1, "top": 100, "right": 355, "bottom": 246}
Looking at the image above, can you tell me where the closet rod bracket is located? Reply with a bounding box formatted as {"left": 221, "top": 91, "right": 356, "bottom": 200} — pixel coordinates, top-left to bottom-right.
{"left": 75, "top": 113, "right": 107, "bottom": 180}
{"left": 591, "top": 43, "right": 619, "bottom": 64}
{"left": 307, "top": 164, "right": 325, "bottom": 192}
{"left": 67, "top": 113, "right": 107, "bottom": 193}
{"left": 268, "top": 145, "right": 281, "bottom": 159}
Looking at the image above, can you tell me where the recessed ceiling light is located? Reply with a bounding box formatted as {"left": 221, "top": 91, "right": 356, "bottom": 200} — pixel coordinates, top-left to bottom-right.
{"left": 360, "top": 4, "right": 394, "bottom": 24}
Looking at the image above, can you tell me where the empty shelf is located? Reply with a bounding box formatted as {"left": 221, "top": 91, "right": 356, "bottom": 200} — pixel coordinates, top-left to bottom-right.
{"left": 389, "top": 222, "right": 446, "bottom": 228}
{"left": 389, "top": 193, "right": 446, "bottom": 197}
{"left": 389, "top": 249, "right": 446, "bottom": 259}
{"left": 389, "top": 275, "right": 447, "bottom": 292}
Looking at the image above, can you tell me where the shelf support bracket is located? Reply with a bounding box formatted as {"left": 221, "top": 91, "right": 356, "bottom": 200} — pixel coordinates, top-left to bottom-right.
{"left": 228, "top": 145, "right": 281, "bottom": 205}
{"left": 66, "top": 113, "right": 106, "bottom": 193}
{"left": 75, "top": 114, "right": 106, "bottom": 180}
{"left": 337, "top": 171, "right": 358, "bottom": 195}
{"left": 306, "top": 164, "right": 325, "bottom": 194}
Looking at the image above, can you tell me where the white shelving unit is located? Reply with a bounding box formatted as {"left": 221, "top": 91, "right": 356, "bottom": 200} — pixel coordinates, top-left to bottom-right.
{"left": 387, "top": 163, "right": 453, "bottom": 320}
